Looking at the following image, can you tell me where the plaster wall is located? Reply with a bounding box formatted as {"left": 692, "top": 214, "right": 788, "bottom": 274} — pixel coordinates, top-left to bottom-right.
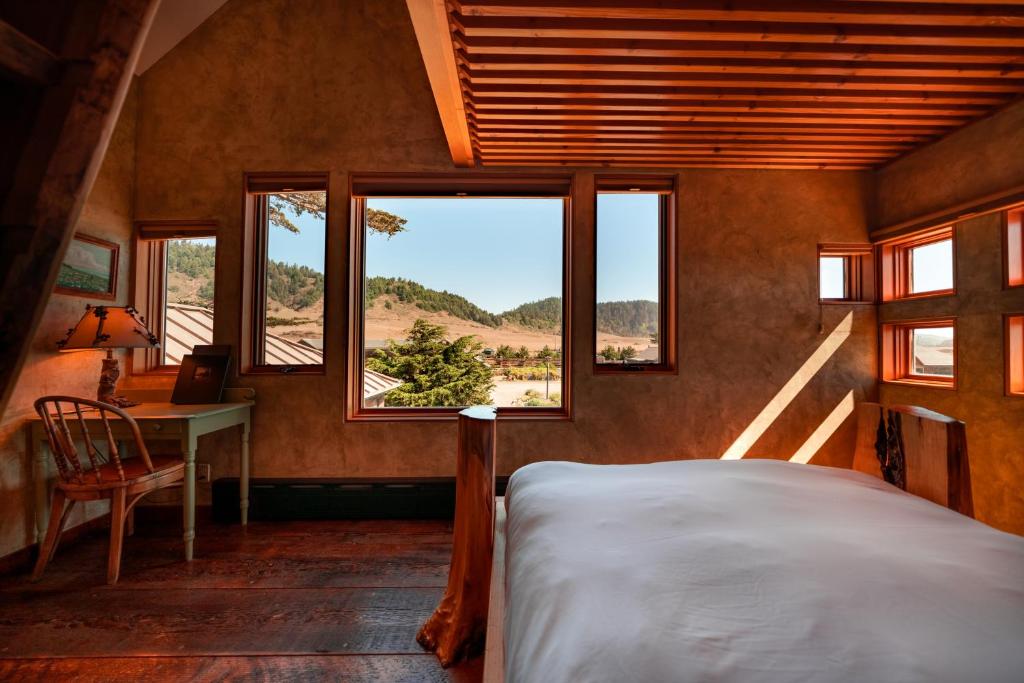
{"left": 876, "top": 100, "right": 1024, "bottom": 229}
{"left": 0, "top": 85, "right": 138, "bottom": 558}
{"left": 127, "top": 0, "right": 876, "bottom": 504}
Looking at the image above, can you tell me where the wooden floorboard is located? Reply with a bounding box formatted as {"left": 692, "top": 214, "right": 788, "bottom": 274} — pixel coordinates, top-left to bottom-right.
{"left": 0, "top": 519, "right": 479, "bottom": 682}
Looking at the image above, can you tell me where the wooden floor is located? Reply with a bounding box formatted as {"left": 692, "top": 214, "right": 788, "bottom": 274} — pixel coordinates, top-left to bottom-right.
{"left": 0, "top": 518, "right": 482, "bottom": 682}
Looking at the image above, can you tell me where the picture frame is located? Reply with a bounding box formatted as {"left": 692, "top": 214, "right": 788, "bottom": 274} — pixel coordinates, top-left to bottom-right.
{"left": 171, "top": 352, "right": 230, "bottom": 404}
{"left": 55, "top": 232, "right": 119, "bottom": 300}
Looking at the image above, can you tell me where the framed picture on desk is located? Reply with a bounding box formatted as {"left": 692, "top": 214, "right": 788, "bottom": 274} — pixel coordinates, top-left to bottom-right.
{"left": 171, "top": 346, "right": 231, "bottom": 404}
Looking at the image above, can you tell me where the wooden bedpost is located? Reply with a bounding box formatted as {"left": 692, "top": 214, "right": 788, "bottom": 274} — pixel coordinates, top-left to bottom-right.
{"left": 418, "top": 406, "right": 496, "bottom": 667}
{"left": 854, "top": 403, "right": 973, "bottom": 517}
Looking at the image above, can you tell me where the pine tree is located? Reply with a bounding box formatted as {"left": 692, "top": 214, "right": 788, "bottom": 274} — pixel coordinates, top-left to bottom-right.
{"left": 366, "top": 319, "right": 494, "bottom": 407}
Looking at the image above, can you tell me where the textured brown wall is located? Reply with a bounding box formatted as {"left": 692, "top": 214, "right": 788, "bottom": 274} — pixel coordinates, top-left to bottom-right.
{"left": 878, "top": 215, "right": 1024, "bottom": 534}
{"left": 876, "top": 100, "right": 1024, "bottom": 229}
{"left": 125, "top": 0, "right": 876, "bottom": 501}
{"left": 0, "top": 85, "right": 138, "bottom": 558}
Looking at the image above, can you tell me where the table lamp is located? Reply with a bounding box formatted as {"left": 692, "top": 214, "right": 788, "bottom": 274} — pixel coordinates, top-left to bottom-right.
{"left": 56, "top": 305, "right": 159, "bottom": 407}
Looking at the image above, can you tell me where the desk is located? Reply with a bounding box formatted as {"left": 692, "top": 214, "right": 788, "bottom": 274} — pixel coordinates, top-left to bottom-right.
{"left": 28, "top": 400, "right": 253, "bottom": 562}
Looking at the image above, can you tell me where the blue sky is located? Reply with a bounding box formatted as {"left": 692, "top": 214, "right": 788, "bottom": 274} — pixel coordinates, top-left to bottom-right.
{"left": 265, "top": 195, "right": 661, "bottom": 313}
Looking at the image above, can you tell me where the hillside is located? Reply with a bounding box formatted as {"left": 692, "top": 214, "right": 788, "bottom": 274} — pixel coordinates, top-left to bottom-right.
{"left": 166, "top": 243, "right": 658, "bottom": 342}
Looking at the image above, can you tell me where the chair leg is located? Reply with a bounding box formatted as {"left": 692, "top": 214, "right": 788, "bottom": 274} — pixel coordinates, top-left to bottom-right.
{"left": 31, "top": 489, "right": 69, "bottom": 582}
{"left": 107, "top": 488, "right": 127, "bottom": 585}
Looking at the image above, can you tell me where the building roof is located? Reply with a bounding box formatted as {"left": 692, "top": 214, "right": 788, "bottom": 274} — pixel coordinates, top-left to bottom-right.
{"left": 164, "top": 304, "right": 401, "bottom": 401}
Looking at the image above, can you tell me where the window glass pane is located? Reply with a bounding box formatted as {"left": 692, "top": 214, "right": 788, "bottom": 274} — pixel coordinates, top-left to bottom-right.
{"left": 261, "top": 191, "right": 326, "bottom": 365}
{"left": 911, "top": 326, "right": 954, "bottom": 377}
{"left": 362, "top": 197, "right": 564, "bottom": 408}
{"left": 910, "top": 238, "right": 953, "bottom": 294}
{"left": 595, "top": 193, "right": 661, "bottom": 364}
{"left": 164, "top": 237, "right": 216, "bottom": 366}
{"left": 819, "top": 256, "right": 846, "bottom": 299}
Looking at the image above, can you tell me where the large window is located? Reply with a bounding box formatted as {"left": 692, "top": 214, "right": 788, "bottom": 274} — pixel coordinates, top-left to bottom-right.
{"left": 880, "top": 225, "right": 955, "bottom": 301}
{"left": 881, "top": 319, "right": 957, "bottom": 388}
{"left": 594, "top": 176, "right": 676, "bottom": 372}
{"left": 242, "top": 173, "right": 328, "bottom": 374}
{"left": 132, "top": 221, "right": 218, "bottom": 373}
{"left": 348, "top": 175, "right": 571, "bottom": 419}
{"left": 1008, "top": 315, "right": 1024, "bottom": 397}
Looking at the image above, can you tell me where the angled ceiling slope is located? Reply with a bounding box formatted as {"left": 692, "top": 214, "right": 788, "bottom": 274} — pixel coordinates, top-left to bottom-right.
{"left": 135, "top": 0, "right": 229, "bottom": 74}
{"left": 407, "top": 0, "right": 1024, "bottom": 170}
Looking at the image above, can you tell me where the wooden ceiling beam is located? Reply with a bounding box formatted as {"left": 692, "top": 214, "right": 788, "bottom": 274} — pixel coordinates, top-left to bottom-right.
{"left": 469, "top": 97, "right": 990, "bottom": 116}
{"left": 461, "top": 55, "right": 1024, "bottom": 80}
{"left": 457, "top": 36, "right": 1024, "bottom": 65}
{"left": 475, "top": 137, "right": 915, "bottom": 150}
{"left": 473, "top": 120, "right": 947, "bottom": 133}
{"left": 0, "top": 18, "right": 59, "bottom": 84}
{"left": 481, "top": 161, "right": 874, "bottom": 169}
{"left": 454, "top": 15, "right": 1024, "bottom": 48}
{"left": 406, "top": 0, "right": 476, "bottom": 166}
{"left": 455, "top": 1, "right": 1024, "bottom": 28}
{"left": 479, "top": 147, "right": 899, "bottom": 159}
{"left": 462, "top": 68, "right": 1024, "bottom": 92}
{"left": 474, "top": 130, "right": 933, "bottom": 143}
{"left": 467, "top": 83, "right": 1011, "bottom": 104}
{"left": 469, "top": 110, "right": 972, "bottom": 126}
{"left": 478, "top": 156, "right": 876, "bottom": 169}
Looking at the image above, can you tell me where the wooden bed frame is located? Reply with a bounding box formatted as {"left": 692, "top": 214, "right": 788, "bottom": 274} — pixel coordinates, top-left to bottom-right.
{"left": 424, "top": 403, "right": 973, "bottom": 681}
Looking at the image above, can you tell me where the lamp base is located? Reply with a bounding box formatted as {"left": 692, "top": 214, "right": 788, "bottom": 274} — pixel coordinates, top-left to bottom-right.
{"left": 98, "top": 351, "right": 138, "bottom": 408}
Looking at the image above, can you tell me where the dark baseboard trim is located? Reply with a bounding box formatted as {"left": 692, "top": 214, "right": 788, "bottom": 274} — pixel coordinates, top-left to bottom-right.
{"left": 211, "top": 476, "right": 510, "bottom": 522}
{"left": 0, "top": 513, "right": 111, "bottom": 577}
{"left": 133, "top": 504, "right": 214, "bottom": 527}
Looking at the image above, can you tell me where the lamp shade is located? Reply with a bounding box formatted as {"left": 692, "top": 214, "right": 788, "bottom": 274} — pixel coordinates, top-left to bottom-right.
{"left": 57, "top": 305, "right": 159, "bottom": 351}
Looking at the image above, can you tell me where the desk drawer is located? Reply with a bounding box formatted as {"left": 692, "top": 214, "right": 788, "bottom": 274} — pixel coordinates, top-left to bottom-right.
{"left": 138, "top": 420, "right": 183, "bottom": 437}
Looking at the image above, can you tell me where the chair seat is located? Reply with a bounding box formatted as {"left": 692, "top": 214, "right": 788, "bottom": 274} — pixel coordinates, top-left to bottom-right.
{"left": 59, "top": 454, "right": 185, "bottom": 493}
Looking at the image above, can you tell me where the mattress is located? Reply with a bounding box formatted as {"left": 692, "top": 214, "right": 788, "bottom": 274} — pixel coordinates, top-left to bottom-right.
{"left": 503, "top": 459, "right": 1024, "bottom": 683}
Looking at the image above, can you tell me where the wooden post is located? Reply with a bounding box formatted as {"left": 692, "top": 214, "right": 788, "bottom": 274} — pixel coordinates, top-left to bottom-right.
{"left": 417, "top": 406, "right": 496, "bottom": 667}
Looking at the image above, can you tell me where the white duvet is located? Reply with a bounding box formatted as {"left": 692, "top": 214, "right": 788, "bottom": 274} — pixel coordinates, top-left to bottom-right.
{"left": 504, "top": 459, "right": 1024, "bottom": 683}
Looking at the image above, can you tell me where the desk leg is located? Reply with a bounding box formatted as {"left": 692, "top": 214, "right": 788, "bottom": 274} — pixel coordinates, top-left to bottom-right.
{"left": 182, "top": 433, "right": 197, "bottom": 561}
{"left": 240, "top": 419, "right": 250, "bottom": 526}
{"left": 32, "top": 438, "right": 50, "bottom": 544}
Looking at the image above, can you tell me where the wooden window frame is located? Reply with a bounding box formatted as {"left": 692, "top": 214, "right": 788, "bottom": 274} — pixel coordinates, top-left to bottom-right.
{"left": 879, "top": 225, "right": 956, "bottom": 302}
{"left": 346, "top": 173, "right": 574, "bottom": 421}
{"left": 1004, "top": 206, "right": 1024, "bottom": 289}
{"left": 240, "top": 172, "right": 329, "bottom": 376}
{"left": 1006, "top": 314, "right": 1024, "bottom": 397}
{"left": 130, "top": 220, "right": 219, "bottom": 375}
{"left": 817, "top": 243, "right": 874, "bottom": 304}
{"left": 880, "top": 317, "right": 957, "bottom": 390}
{"left": 593, "top": 175, "right": 677, "bottom": 374}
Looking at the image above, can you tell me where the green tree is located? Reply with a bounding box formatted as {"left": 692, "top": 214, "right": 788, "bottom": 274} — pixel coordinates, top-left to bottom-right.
{"left": 269, "top": 192, "right": 406, "bottom": 238}
{"left": 366, "top": 319, "right": 494, "bottom": 407}
{"left": 514, "top": 345, "right": 531, "bottom": 359}
{"left": 495, "top": 344, "right": 514, "bottom": 360}
{"left": 599, "top": 345, "right": 620, "bottom": 361}
{"left": 620, "top": 346, "right": 637, "bottom": 361}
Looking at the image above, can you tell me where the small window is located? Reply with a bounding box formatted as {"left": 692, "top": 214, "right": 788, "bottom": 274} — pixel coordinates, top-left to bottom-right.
{"left": 1007, "top": 315, "right": 1024, "bottom": 396}
{"left": 132, "top": 221, "right": 218, "bottom": 373}
{"left": 881, "top": 319, "right": 956, "bottom": 388}
{"left": 880, "top": 225, "right": 955, "bottom": 301}
{"left": 1006, "top": 207, "right": 1023, "bottom": 288}
{"left": 242, "top": 173, "right": 328, "bottom": 374}
{"left": 595, "top": 176, "right": 676, "bottom": 372}
{"left": 818, "top": 244, "right": 873, "bottom": 303}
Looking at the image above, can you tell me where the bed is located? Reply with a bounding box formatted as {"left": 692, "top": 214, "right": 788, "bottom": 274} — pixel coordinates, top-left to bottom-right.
{"left": 420, "top": 404, "right": 1024, "bottom": 682}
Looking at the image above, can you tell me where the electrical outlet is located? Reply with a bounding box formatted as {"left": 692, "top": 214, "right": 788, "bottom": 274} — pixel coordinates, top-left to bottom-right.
{"left": 197, "top": 463, "right": 212, "bottom": 483}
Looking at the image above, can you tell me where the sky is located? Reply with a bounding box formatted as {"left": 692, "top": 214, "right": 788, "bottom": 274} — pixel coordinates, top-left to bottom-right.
{"left": 365, "top": 197, "right": 565, "bottom": 313}
{"left": 596, "top": 193, "right": 660, "bottom": 304}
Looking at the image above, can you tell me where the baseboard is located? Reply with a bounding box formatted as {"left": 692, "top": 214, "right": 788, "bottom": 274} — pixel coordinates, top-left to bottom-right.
{"left": 0, "top": 513, "right": 111, "bottom": 577}
{"left": 212, "top": 477, "right": 511, "bottom": 522}
{"left": 133, "top": 505, "right": 214, "bottom": 527}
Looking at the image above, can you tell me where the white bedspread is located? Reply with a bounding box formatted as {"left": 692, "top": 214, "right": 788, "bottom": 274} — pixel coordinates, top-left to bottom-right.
{"left": 504, "top": 459, "right": 1024, "bottom": 683}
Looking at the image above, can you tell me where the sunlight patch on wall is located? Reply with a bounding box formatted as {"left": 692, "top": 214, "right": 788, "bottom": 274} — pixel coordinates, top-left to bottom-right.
{"left": 720, "top": 311, "right": 853, "bottom": 460}
{"left": 788, "top": 390, "right": 855, "bottom": 465}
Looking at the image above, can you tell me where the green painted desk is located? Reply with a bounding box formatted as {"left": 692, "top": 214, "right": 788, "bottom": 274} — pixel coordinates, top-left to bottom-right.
{"left": 28, "top": 399, "right": 253, "bottom": 562}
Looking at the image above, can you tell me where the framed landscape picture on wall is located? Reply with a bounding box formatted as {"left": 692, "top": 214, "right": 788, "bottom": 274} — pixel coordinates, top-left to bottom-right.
{"left": 55, "top": 233, "right": 119, "bottom": 300}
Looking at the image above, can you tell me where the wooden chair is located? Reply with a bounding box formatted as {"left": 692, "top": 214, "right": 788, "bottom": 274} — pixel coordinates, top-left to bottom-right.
{"left": 32, "top": 396, "right": 185, "bottom": 584}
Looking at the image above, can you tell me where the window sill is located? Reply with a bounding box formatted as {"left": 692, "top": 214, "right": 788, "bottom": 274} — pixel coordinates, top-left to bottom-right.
{"left": 594, "top": 363, "right": 677, "bottom": 375}
{"left": 882, "top": 378, "right": 956, "bottom": 391}
{"left": 818, "top": 299, "right": 875, "bottom": 306}
{"left": 885, "top": 288, "right": 956, "bottom": 303}
{"left": 241, "top": 366, "right": 326, "bottom": 376}
{"left": 346, "top": 406, "right": 571, "bottom": 422}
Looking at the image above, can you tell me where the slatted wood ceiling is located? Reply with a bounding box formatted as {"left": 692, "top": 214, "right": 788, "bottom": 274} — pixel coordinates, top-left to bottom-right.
{"left": 406, "top": 0, "right": 1024, "bottom": 169}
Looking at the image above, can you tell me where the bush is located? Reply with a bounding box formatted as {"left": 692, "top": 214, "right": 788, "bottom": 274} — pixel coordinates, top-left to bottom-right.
{"left": 501, "top": 366, "right": 560, "bottom": 381}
